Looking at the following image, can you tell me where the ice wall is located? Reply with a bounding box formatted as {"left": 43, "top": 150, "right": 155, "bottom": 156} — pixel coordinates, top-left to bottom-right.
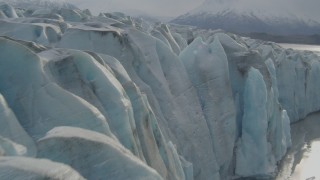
{"left": 216, "top": 33, "right": 291, "bottom": 178}
{"left": 245, "top": 39, "right": 320, "bottom": 123}
{"left": 0, "top": 4, "right": 319, "bottom": 180}
{"left": 57, "top": 24, "right": 219, "bottom": 180}
{"left": 180, "top": 37, "right": 236, "bottom": 177}
{"left": 0, "top": 35, "right": 185, "bottom": 179}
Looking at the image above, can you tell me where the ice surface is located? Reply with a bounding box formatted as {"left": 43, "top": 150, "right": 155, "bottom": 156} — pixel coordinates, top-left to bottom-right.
{"left": 58, "top": 8, "right": 89, "bottom": 22}
{"left": 276, "top": 51, "right": 320, "bottom": 122}
{"left": 0, "top": 37, "right": 114, "bottom": 140}
{"left": 179, "top": 156, "right": 193, "bottom": 180}
{"left": 40, "top": 48, "right": 187, "bottom": 179}
{"left": 265, "top": 59, "right": 291, "bottom": 161}
{"left": 236, "top": 67, "right": 276, "bottom": 177}
{"left": 180, "top": 37, "right": 236, "bottom": 177}
{"left": 1, "top": 3, "right": 320, "bottom": 180}
{"left": 154, "top": 24, "right": 181, "bottom": 55}
{"left": 58, "top": 24, "right": 219, "bottom": 180}
{"left": 98, "top": 54, "right": 185, "bottom": 180}
{"left": 0, "top": 3, "right": 18, "bottom": 18}
{"left": 0, "top": 20, "right": 62, "bottom": 45}
{"left": 245, "top": 40, "right": 320, "bottom": 122}
{"left": 0, "top": 93, "right": 36, "bottom": 156}
{"left": 172, "top": 32, "right": 188, "bottom": 51}
{"left": 37, "top": 126, "right": 163, "bottom": 180}
{"left": 215, "top": 33, "right": 292, "bottom": 178}
{"left": 0, "top": 156, "right": 85, "bottom": 180}
{"left": 0, "top": 136, "right": 26, "bottom": 156}
{"left": 31, "top": 9, "right": 64, "bottom": 21}
{"left": 0, "top": 11, "right": 6, "bottom": 19}
{"left": 42, "top": 49, "right": 143, "bottom": 158}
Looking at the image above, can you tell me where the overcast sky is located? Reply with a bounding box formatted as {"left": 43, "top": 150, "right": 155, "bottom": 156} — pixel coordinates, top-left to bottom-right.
{"left": 60, "top": 0, "right": 320, "bottom": 20}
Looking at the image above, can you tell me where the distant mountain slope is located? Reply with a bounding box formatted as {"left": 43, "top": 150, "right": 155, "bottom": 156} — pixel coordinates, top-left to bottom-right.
{"left": 172, "top": 0, "right": 320, "bottom": 35}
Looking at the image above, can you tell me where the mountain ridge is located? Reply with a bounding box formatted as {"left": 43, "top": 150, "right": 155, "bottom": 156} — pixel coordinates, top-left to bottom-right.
{"left": 172, "top": 0, "right": 320, "bottom": 36}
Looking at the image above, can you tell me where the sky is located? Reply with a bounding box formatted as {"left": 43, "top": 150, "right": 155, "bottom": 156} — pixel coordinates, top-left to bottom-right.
{"left": 55, "top": 0, "right": 320, "bottom": 20}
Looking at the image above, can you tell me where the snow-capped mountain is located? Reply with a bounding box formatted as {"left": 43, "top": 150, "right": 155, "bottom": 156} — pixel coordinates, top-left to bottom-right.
{"left": 172, "top": 0, "right": 320, "bottom": 35}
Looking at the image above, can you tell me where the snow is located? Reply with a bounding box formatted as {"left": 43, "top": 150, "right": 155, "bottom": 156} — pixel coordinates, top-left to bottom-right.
{"left": 0, "top": 156, "right": 85, "bottom": 180}
{"left": 37, "top": 126, "right": 163, "bottom": 180}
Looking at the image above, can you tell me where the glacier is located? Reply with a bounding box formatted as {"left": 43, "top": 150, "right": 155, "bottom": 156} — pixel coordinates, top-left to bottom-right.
{"left": 0, "top": 1, "right": 319, "bottom": 180}
{"left": 37, "top": 126, "right": 164, "bottom": 180}
{"left": 0, "top": 156, "right": 85, "bottom": 179}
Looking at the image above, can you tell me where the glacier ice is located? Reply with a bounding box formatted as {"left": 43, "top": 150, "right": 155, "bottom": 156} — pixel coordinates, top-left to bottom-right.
{"left": 0, "top": 3, "right": 319, "bottom": 180}
{"left": 57, "top": 23, "right": 220, "bottom": 180}
{"left": 42, "top": 49, "right": 143, "bottom": 158}
{"left": 235, "top": 67, "right": 275, "bottom": 177}
{"left": 0, "top": 3, "right": 18, "bottom": 18}
{"left": 0, "top": 136, "right": 27, "bottom": 156}
{"left": 153, "top": 24, "right": 181, "bottom": 55}
{"left": 217, "top": 34, "right": 292, "bottom": 178}
{"left": 275, "top": 50, "right": 320, "bottom": 122}
{"left": 265, "top": 59, "right": 292, "bottom": 161}
{"left": 172, "top": 32, "right": 188, "bottom": 51}
{"left": 0, "top": 93, "right": 36, "bottom": 156}
{"left": 0, "top": 37, "right": 114, "bottom": 140}
{"left": 37, "top": 126, "right": 163, "bottom": 180}
{"left": 0, "top": 20, "right": 62, "bottom": 45}
{"left": 0, "top": 156, "right": 85, "bottom": 180}
{"left": 180, "top": 37, "right": 236, "bottom": 177}
{"left": 98, "top": 53, "right": 186, "bottom": 180}
{"left": 244, "top": 39, "right": 320, "bottom": 123}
